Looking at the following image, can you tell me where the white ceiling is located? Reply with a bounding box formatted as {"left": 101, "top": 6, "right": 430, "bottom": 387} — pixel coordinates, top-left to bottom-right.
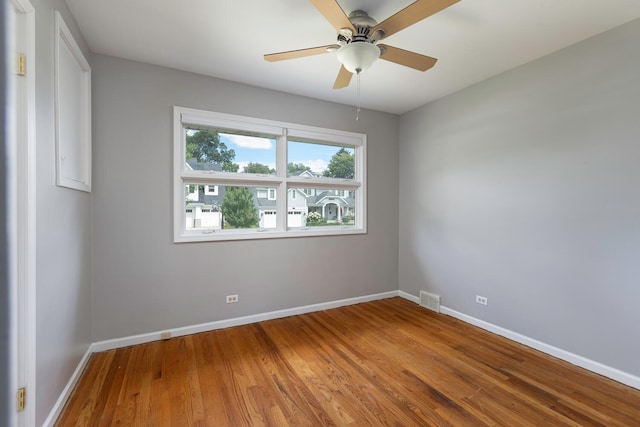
{"left": 65, "top": 0, "right": 640, "bottom": 115}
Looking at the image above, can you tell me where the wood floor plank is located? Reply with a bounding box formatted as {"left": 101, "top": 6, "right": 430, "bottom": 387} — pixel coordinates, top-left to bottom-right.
{"left": 263, "top": 321, "right": 369, "bottom": 425}
{"left": 299, "top": 312, "right": 467, "bottom": 426}
{"left": 56, "top": 298, "right": 640, "bottom": 426}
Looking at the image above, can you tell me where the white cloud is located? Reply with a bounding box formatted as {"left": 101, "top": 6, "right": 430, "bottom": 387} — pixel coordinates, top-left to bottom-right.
{"left": 303, "top": 159, "right": 328, "bottom": 174}
{"left": 223, "top": 134, "right": 273, "bottom": 150}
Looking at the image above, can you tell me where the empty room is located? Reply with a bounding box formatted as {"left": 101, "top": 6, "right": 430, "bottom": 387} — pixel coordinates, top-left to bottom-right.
{"left": 3, "top": 0, "right": 640, "bottom": 425}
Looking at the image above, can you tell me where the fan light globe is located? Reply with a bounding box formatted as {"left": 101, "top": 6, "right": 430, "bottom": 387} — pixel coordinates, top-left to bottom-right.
{"left": 336, "top": 42, "right": 380, "bottom": 74}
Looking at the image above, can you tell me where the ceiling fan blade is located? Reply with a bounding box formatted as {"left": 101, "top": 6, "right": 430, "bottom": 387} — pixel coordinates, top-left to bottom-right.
{"left": 333, "top": 65, "right": 352, "bottom": 89}
{"left": 264, "top": 45, "right": 340, "bottom": 62}
{"left": 309, "top": 0, "right": 355, "bottom": 33}
{"left": 371, "top": 0, "right": 460, "bottom": 41}
{"left": 378, "top": 44, "right": 438, "bottom": 71}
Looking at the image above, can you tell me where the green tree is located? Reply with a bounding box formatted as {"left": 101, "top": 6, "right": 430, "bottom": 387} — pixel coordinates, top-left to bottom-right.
{"left": 244, "top": 162, "right": 274, "bottom": 174}
{"left": 221, "top": 187, "right": 259, "bottom": 229}
{"left": 288, "top": 162, "right": 312, "bottom": 174}
{"left": 186, "top": 130, "right": 239, "bottom": 172}
{"left": 323, "top": 148, "right": 354, "bottom": 179}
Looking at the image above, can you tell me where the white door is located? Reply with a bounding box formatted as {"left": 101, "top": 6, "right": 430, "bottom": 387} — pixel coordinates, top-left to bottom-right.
{"left": 8, "top": 0, "right": 36, "bottom": 425}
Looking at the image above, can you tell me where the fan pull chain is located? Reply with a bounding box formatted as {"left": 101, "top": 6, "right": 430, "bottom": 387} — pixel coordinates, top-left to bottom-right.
{"left": 356, "top": 71, "right": 361, "bottom": 121}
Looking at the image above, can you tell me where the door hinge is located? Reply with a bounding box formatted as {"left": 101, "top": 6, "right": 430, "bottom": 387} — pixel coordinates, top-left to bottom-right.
{"left": 17, "top": 53, "right": 26, "bottom": 76}
{"left": 17, "top": 387, "right": 26, "bottom": 412}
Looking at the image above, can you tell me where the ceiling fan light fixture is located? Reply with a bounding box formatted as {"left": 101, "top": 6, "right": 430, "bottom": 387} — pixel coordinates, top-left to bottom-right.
{"left": 336, "top": 41, "right": 380, "bottom": 74}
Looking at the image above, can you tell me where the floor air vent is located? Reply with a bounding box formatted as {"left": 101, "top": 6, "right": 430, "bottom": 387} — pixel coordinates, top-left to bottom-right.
{"left": 419, "top": 291, "right": 441, "bottom": 313}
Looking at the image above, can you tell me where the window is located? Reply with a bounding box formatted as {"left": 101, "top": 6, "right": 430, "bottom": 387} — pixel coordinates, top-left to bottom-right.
{"left": 204, "top": 185, "right": 218, "bottom": 195}
{"left": 174, "top": 107, "right": 366, "bottom": 242}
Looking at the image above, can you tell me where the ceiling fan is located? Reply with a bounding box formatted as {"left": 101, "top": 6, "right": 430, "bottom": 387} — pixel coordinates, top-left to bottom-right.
{"left": 264, "top": 0, "right": 461, "bottom": 89}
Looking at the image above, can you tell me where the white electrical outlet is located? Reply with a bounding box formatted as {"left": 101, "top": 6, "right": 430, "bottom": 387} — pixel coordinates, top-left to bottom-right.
{"left": 226, "top": 294, "right": 239, "bottom": 304}
{"left": 476, "top": 295, "right": 488, "bottom": 305}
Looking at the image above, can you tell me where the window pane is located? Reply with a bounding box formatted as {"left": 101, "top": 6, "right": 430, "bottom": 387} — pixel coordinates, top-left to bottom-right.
{"left": 185, "top": 184, "right": 277, "bottom": 231}
{"left": 288, "top": 140, "right": 355, "bottom": 180}
{"left": 185, "top": 127, "right": 276, "bottom": 174}
{"left": 287, "top": 188, "right": 356, "bottom": 228}
{"left": 185, "top": 184, "right": 224, "bottom": 231}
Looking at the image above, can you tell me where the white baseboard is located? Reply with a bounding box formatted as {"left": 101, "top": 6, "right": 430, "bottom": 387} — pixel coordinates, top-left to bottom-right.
{"left": 440, "top": 305, "right": 640, "bottom": 391}
{"left": 42, "top": 345, "right": 93, "bottom": 427}
{"left": 398, "top": 290, "right": 419, "bottom": 304}
{"left": 92, "top": 290, "right": 400, "bottom": 353}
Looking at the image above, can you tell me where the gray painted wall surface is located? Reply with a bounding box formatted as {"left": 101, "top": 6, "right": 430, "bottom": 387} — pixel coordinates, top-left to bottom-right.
{"left": 399, "top": 19, "right": 640, "bottom": 377}
{"left": 32, "top": 0, "right": 93, "bottom": 424}
{"left": 90, "top": 55, "right": 399, "bottom": 341}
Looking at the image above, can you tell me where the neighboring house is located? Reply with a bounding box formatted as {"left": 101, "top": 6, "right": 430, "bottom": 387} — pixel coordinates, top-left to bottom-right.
{"left": 253, "top": 185, "right": 355, "bottom": 229}
{"left": 185, "top": 159, "right": 225, "bottom": 230}
{"left": 288, "top": 170, "right": 355, "bottom": 223}
{"left": 306, "top": 190, "right": 355, "bottom": 223}
{"left": 185, "top": 164, "right": 356, "bottom": 229}
{"left": 289, "top": 170, "right": 316, "bottom": 179}
{"left": 254, "top": 187, "right": 308, "bottom": 229}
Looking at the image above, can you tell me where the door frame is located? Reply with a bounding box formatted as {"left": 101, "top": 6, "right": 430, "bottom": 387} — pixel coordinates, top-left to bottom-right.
{"left": 8, "top": 0, "right": 36, "bottom": 425}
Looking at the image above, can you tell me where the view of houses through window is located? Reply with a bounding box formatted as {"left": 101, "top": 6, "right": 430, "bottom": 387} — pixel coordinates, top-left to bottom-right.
{"left": 185, "top": 183, "right": 356, "bottom": 232}
{"left": 174, "top": 107, "right": 366, "bottom": 241}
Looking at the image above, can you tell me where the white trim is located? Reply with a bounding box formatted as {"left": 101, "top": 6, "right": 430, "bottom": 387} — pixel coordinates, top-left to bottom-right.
{"left": 440, "top": 305, "right": 640, "bottom": 390}
{"left": 93, "top": 291, "right": 398, "bottom": 352}
{"left": 288, "top": 127, "right": 363, "bottom": 147}
{"left": 174, "top": 106, "right": 367, "bottom": 242}
{"left": 9, "top": 0, "right": 37, "bottom": 425}
{"left": 204, "top": 185, "right": 218, "bottom": 195}
{"left": 54, "top": 11, "right": 92, "bottom": 192}
{"left": 176, "top": 226, "right": 366, "bottom": 243}
{"left": 41, "top": 346, "right": 93, "bottom": 427}
{"left": 398, "top": 290, "right": 419, "bottom": 304}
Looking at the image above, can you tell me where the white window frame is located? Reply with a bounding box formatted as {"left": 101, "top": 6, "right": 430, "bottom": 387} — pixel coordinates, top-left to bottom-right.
{"left": 173, "top": 106, "right": 367, "bottom": 242}
{"left": 204, "top": 185, "right": 218, "bottom": 195}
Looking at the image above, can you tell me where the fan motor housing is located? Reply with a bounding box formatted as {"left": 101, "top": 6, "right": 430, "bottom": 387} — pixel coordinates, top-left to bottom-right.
{"left": 348, "top": 10, "right": 377, "bottom": 28}
{"left": 345, "top": 11, "right": 378, "bottom": 43}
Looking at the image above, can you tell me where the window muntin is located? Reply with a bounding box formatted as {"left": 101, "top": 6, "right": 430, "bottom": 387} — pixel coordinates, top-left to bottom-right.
{"left": 174, "top": 107, "right": 366, "bottom": 242}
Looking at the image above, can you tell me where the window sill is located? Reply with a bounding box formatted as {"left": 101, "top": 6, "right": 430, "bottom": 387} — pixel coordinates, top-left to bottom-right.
{"left": 174, "top": 226, "right": 366, "bottom": 243}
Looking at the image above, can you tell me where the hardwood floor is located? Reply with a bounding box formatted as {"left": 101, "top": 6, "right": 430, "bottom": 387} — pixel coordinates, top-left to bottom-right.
{"left": 56, "top": 298, "right": 640, "bottom": 426}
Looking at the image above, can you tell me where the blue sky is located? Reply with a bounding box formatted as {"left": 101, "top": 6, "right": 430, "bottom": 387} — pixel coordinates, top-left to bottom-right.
{"left": 220, "top": 133, "right": 353, "bottom": 174}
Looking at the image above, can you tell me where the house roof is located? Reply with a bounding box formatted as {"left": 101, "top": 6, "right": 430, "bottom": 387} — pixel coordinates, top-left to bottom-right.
{"left": 186, "top": 159, "right": 223, "bottom": 172}
{"left": 306, "top": 191, "right": 354, "bottom": 208}
{"left": 251, "top": 188, "right": 353, "bottom": 209}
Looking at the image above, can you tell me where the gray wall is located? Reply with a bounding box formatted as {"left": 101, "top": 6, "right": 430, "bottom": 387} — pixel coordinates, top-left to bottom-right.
{"left": 32, "top": 0, "right": 93, "bottom": 424}
{"left": 399, "top": 19, "right": 640, "bottom": 377}
{"left": 91, "top": 55, "right": 399, "bottom": 341}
